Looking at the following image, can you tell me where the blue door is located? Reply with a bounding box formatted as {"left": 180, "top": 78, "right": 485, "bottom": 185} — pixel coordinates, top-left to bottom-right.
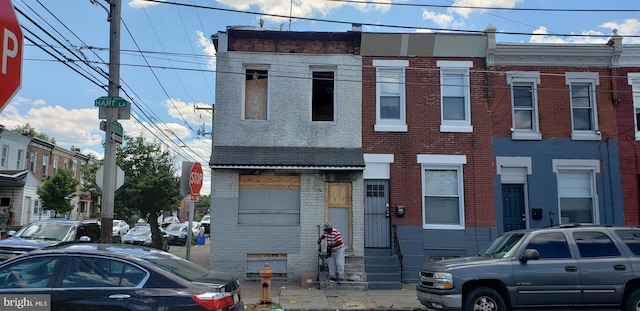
{"left": 502, "top": 184, "right": 525, "bottom": 232}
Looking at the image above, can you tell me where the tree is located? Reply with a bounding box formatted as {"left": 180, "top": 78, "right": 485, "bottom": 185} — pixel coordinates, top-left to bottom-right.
{"left": 14, "top": 123, "right": 51, "bottom": 141}
{"left": 79, "top": 156, "right": 102, "bottom": 218}
{"left": 194, "top": 194, "right": 210, "bottom": 208}
{"left": 37, "top": 169, "right": 79, "bottom": 217}
{"left": 114, "top": 135, "right": 182, "bottom": 250}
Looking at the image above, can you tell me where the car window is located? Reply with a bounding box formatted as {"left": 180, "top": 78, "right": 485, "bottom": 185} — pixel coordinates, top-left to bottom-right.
{"left": 615, "top": 229, "right": 640, "bottom": 255}
{"left": 16, "top": 222, "right": 74, "bottom": 241}
{"left": 0, "top": 256, "right": 59, "bottom": 289}
{"left": 573, "top": 231, "right": 621, "bottom": 258}
{"left": 61, "top": 256, "right": 146, "bottom": 288}
{"left": 128, "top": 226, "right": 151, "bottom": 236}
{"left": 525, "top": 232, "right": 571, "bottom": 259}
{"left": 166, "top": 224, "right": 183, "bottom": 231}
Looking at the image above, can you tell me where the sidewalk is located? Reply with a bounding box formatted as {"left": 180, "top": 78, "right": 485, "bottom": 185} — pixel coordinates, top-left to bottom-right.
{"left": 169, "top": 242, "right": 428, "bottom": 310}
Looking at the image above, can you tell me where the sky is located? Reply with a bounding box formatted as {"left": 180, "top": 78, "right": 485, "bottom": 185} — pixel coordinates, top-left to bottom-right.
{"left": 2, "top": 0, "right": 640, "bottom": 196}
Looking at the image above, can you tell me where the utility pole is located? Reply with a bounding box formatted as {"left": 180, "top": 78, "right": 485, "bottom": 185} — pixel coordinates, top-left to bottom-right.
{"left": 100, "top": 0, "right": 122, "bottom": 243}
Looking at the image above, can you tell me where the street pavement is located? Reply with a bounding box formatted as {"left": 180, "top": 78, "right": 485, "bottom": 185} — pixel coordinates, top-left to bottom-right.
{"left": 169, "top": 239, "right": 428, "bottom": 310}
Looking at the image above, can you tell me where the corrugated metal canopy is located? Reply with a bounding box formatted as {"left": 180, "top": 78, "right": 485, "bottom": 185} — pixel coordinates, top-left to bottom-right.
{"left": 210, "top": 146, "right": 365, "bottom": 170}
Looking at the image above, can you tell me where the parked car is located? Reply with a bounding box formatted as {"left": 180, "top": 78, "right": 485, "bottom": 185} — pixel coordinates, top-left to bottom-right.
{"left": 200, "top": 214, "right": 210, "bottom": 234}
{"left": 161, "top": 216, "right": 180, "bottom": 228}
{"left": 0, "top": 243, "right": 243, "bottom": 310}
{"left": 112, "top": 219, "right": 130, "bottom": 237}
{"left": 416, "top": 224, "right": 640, "bottom": 311}
{"left": 121, "top": 225, "right": 169, "bottom": 251}
{"left": 165, "top": 223, "right": 190, "bottom": 246}
{"left": 190, "top": 221, "right": 205, "bottom": 237}
{"left": 0, "top": 219, "right": 100, "bottom": 261}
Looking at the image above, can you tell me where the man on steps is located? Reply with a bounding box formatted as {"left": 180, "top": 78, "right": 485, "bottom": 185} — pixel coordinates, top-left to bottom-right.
{"left": 317, "top": 223, "right": 345, "bottom": 284}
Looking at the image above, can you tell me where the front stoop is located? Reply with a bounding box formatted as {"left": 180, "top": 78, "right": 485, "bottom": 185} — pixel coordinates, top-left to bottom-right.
{"left": 318, "top": 252, "right": 368, "bottom": 290}
{"left": 364, "top": 248, "right": 403, "bottom": 290}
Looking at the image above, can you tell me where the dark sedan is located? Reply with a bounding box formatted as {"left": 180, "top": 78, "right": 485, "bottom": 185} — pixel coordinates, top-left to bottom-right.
{"left": 0, "top": 243, "right": 243, "bottom": 310}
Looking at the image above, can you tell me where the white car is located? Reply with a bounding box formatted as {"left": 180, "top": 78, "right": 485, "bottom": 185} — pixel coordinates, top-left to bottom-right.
{"left": 187, "top": 222, "right": 205, "bottom": 237}
{"left": 112, "top": 220, "right": 130, "bottom": 237}
{"left": 200, "top": 214, "right": 210, "bottom": 234}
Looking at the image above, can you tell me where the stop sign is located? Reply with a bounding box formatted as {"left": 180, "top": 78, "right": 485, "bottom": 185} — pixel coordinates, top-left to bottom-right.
{"left": 189, "top": 162, "right": 203, "bottom": 195}
{"left": 0, "top": 0, "right": 23, "bottom": 112}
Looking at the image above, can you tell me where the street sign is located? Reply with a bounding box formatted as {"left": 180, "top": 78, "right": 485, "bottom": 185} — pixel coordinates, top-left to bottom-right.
{"left": 189, "top": 162, "right": 203, "bottom": 196}
{"left": 96, "top": 165, "right": 125, "bottom": 190}
{"left": 95, "top": 96, "right": 128, "bottom": 108}
{"left": 110, "top": 121, "right": 123, "bottom": 144}
{"left": 0, "top": 0, "right": 23, "bottom": 112}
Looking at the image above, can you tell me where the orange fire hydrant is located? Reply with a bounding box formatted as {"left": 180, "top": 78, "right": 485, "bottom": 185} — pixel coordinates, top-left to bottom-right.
{"left": 259, "top": 263, "right": 273, "bottom": 304}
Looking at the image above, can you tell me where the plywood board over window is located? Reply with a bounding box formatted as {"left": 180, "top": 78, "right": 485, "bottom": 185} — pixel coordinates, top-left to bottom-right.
{"left": 326, "top": 182, "right": 352, "bottom": 247}
{"left": 245, "top": 69, "right": 268, "bottom": 120}
{"left": 239, "top": 175, "right": 301, "bottom": 224}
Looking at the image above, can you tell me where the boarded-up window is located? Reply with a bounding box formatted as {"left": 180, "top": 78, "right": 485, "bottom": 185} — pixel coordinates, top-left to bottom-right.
{"left": 245, "top": 69, "right": 268, "bottom": 120}
{"left": 239, "top": 175, "right": 300, "bottom": 224}
{"left": 312, "top": 71, "right": 334, "bottom": 121}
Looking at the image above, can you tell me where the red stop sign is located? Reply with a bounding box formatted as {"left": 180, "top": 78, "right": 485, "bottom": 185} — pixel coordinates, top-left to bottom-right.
{"left": 0, "top": 0, "right": 23, "bottom": 112}
{"left": 189, "top": 162, "right": 203, "bottom": 195}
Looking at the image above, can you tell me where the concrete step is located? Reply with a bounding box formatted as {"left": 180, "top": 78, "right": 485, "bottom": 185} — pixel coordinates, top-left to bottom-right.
{"left": 368, "top": 281, "right": 403, "bottom": 290}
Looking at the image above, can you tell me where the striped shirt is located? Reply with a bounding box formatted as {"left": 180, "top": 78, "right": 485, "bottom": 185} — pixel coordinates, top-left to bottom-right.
{"left": 322, "top": 228, "right": 344, "bottom": 250}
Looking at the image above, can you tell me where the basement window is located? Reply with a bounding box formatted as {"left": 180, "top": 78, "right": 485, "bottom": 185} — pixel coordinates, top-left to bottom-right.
{"left": 312, "top": 71, "right": 335, "bottom": 121}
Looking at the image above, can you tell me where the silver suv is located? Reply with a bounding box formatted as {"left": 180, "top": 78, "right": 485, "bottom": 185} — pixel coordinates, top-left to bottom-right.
{"left": 417, "top": 225, "right": 640, "bottom": 311}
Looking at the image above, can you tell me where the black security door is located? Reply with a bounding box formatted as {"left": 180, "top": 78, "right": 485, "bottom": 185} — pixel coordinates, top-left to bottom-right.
{"left": 502, "top": 184, "right": 525, "bottom": 232}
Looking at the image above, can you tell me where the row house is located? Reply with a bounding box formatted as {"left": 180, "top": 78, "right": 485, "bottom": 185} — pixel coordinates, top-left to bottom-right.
{"left": 209, "top": 24, "right": 639, "bottom": 287}
{"left": 0, "top": 127, "right": 96, "bottom": 227}
{"left": 616, "top": 42, "right": 640, "bottom": 224}
{"left": 210, "top": 27, "right": 365, "bottom": 283}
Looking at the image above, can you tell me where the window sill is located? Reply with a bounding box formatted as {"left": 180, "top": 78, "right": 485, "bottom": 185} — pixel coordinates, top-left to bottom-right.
{"left": 571, "top": 131, "right": 602, "bottom": 141}
{"left": 374, "top": 124, "right": 408, "bottom": 132}
{"left": 440, "top": 124, "right": 473, "bottom": 133}
{"left": 423, "top": 224, "right": 465, "bottom": 230}
{"left": 511, "top": 131, "right": 542, "bottom": 140}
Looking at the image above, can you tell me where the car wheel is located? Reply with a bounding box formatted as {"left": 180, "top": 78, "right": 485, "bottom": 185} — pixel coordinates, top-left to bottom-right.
{"left": 624, "top": 288, "right": 640, "bottom": 311}
{"left": 464, "top": 287, "right": 506, "bottom": 311}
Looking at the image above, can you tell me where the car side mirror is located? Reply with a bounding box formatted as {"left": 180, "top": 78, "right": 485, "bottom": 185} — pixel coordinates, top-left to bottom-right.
{"left": 79, "top": 236, "right": 91, "bottom": 242}
{"left": 519, "top": 248, "right": 539, "bottom": 263}
{"left": 7, "top": 230, "right": 16, "bottom": 237}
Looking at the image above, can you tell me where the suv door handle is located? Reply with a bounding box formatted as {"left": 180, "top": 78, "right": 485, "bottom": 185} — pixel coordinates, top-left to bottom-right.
{"left": 614, "top": 265, "right": 627, "bottom": 271}
{"left": 565, "top": 266, "right": 578, "bottom": 272}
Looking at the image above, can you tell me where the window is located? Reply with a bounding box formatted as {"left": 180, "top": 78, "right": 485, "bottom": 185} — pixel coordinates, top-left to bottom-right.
{"left": 17, "top": 149, "right": 23, "bottom": 170}
{"left": 615, "top": 229, "right": 640, "bottom": 255}
{"left": 0, "top": 256, "right": 59, "bottom": 289}
{"left": 42, "top": 155, "right": 48, "bottom": 178}
{"left": 311, "top": 71, "right": 335, "bottom": 121}
{"left": 628, "top": 73, "right": 640, "bottom": 140}
{"left": 507, "top": 71, "right": 541, "bottom": 140}
{"left": 1, "top": 145, "right": 7, "bottom": 168}
{"left": 244, "top": 68, "right": 269, "bottom": 120}
{"left": 573, "top": 231, "right": 620, "bottom": 258}
{"left": 418, "top": 154, "right": 467, "bottom": 229}
{"left": 33, "top": 199, "right": 41, "bottom": 215}
{"left": 526, "top": 232, "right": 571, "bottom": 259}
{"left": 61, "top": 256, "right": 146, "bottom": 288}
{"left": 238, "top": 175, "right": 300, "bottom": 225}
{"left": 29, "top": 152, "right": 36, "bottom": 173}
{"left": 53, "top": 157, "right": 58, "bottom": 175}
{"left": 73, "top": 159, "right": 78, "bottom": 177}
{"left": 438, "top": 61, "right": 473, "bottom": 133}
{"left": 565, "top": 72, "right": 600, "bottom": 140}
{"left": 374, "top": 60, "right": 408, "bottom": 132}
{"left": 554, "top": 159, "right": 599, "bottom": 224}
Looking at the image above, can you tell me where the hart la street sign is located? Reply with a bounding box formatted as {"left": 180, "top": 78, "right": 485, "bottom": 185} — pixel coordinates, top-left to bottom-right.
{"left": 0, "top": 0, "right": 23, "bottom": 112}
{"left": 95, "top": 96, "right": 128, "bottom": 108}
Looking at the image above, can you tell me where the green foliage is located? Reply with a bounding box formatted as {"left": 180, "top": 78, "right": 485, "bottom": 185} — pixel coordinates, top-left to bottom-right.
{"left": 194, "top": 194, "right": 210, "bottom": 208}
{"left": 14, "top": 123, "right": 50, "bottom": 141}
{"left": 114, "top": 135, "right": 182, "bottom": 250}
{"left": 36, "top": 169, "right": 79, "bottom": 217}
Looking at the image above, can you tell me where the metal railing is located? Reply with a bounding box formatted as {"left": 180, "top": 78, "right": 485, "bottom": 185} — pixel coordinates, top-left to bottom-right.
{"left": 392, "top": 225, "right": 404, "bottom": 284}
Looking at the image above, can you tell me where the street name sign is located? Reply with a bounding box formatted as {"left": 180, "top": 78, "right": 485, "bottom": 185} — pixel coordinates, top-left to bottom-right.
{"left": 95, "top": 96, "right": 128, "bottom": 108}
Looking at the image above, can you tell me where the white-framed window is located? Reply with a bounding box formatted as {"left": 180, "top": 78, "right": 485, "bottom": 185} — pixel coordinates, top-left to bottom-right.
{"left": 42, "top": 155, "right": 48, "bottom": 178}
{"left": 438, "top": 61, "right": 473, "bottom": 133}
{"left": 53, "top": 157, "right": 58, "bottom": 175}
{"left": 553, "top": 159, "right": 600, "bottom": 225}
{"left": 374, "top": 59, "right": 408, "bottom": 132}
{"left": 311, "top": 68, "right": 336, "bottom": 122}
{"left": 29, "top": 152, "right": 36, "bottom": 173}
{"left": 627, "top": 73, "right": 640, "bottom": 140}
{"left": 565, "top": 72, "right": 600, "bottom": 141}
{"left": 73, "top": 159, "right": 78, "bottom": 177}
{"left": 242, "top": 65, "right": 270, "bottom": 121}
{"left": 16, "top": 149, "right": 24, "bottom": 170}
{"left": 507, "top": 71, "right": 541, "bottom": 140}
{"left": 418, "top": 154, "right": 467, "bottom": 229}
{"left": 0, "top": 145, "right": 7, "bottom": 168}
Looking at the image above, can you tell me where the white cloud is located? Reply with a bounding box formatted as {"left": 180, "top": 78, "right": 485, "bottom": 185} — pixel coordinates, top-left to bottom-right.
{"left": 128, "top": 0, "right": 163, "bottom": 8}
{"left": 161, "top": 98, "right": 212, "bottom": 128}
{"left": 196, "top": 31, "right": 216, "bottom": 70}
{"left": 600, "top": 19, "right": 640, "bottom": 44}
{"left": 449, "top": 0, "right": 521, "bottom": 18}
{"left": 416, "top": 28, "right": 434, "bottom": 33}
{"left": 422, "top": 10, "right": 454, "bottom": 27}
{"left": 529, "top": 26, "right": 607, "bottom": 44}
{"left": 32, "top": 99, "right": 46, "bottom": 106}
